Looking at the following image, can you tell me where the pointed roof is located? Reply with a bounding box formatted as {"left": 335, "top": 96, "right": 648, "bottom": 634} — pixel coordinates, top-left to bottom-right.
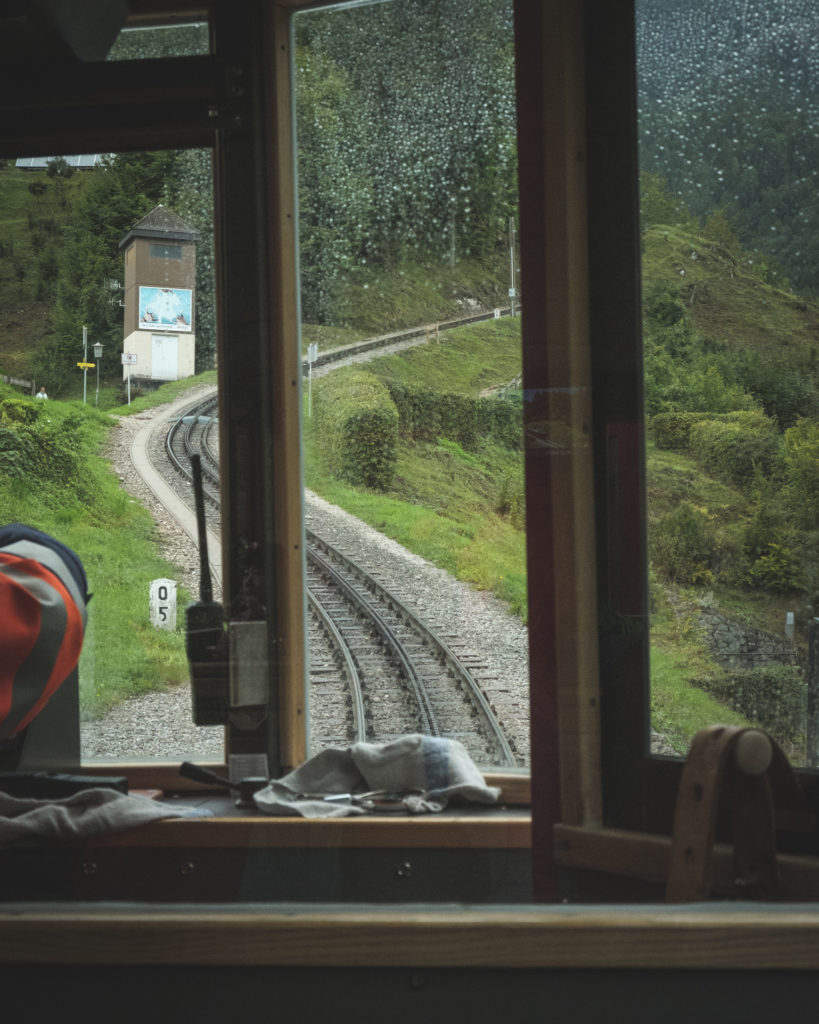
{"left": 118, "top": 205, "right": 200, "bottom": 249}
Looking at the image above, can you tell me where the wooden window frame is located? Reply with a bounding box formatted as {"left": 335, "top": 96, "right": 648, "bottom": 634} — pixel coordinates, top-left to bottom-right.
{"left": 1, "top": 0, "right": 818, "bottom": 909}
{"left": 4, "top": 0, "right": 819, "bottom": 979}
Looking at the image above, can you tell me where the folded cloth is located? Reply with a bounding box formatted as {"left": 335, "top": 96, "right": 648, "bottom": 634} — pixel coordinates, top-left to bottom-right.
{"left": 253, "top": 734, "right": 502, "bottom": 818}
{"left": 0, "top": 788, "right": 212, "bottom": 847}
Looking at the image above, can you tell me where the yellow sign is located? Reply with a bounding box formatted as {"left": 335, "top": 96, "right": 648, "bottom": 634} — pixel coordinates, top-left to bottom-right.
{"left": 77, "top": 362, "right": 95, "bottom": 369}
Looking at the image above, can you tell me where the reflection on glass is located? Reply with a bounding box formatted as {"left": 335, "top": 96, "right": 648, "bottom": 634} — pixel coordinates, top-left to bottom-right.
{"left": 637, "top": 1, "right": 819, "bottom": 766}
{"left": 294, "top": 0, "right": 529, "bottom": 769}
{"left": 107, "top": 21, "right": 209, "bottom": 60}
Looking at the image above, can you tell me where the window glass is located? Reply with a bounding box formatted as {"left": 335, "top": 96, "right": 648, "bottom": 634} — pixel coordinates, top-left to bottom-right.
{"left": 107, "top": 21, "right": 209, "bottom": 60}
{"left": 293, "top": 0, "right": 530, "bottom": 770}
{"left": 0, "top": 17, "right": 218, "bottom": 769}
{"left": 0, "top": 140, "right": 218, "bottom": 766}
{"left": 150, "top": 243, "right": 183, "bottom": 260}
{"left": 637, "top": 0, "right": 819, "bottom": 768}
{"left": 0, "top": 142, "right": 218, "bottom": 767}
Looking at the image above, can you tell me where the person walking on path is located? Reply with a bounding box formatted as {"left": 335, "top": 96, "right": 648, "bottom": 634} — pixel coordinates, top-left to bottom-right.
{"left": 35, "top": 386, "right": 47, "bottom": 400}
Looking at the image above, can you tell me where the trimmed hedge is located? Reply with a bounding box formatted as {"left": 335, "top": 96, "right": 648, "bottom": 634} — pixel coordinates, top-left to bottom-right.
{"left": 382, "top": 380, "right": 521, "bottom": 451}
{"left": 694, "top": 664, "right": 805, "bottom": 748}
{"left": 313, "top": 368, "right": 398, "bottom": 490}
{"left": 652, "top": 409, "right": 774, "bottom": 451}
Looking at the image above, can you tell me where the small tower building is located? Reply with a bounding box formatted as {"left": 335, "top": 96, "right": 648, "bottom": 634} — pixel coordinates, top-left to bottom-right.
{"left": 119, "top": 205, "right": 200, "bottom": 387}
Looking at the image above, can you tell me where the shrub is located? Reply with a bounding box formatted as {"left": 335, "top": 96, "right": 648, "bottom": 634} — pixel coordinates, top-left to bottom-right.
{"left": 685, "top": 363, "right": 758, "bottom": 415}
{"left": 650, "top": 501, "right": 715, "bottom": 585}
{"left": 694, "top": 664, "right": 805, "bottom": 749}
{"left": 746, "top": 542, "right": 804, "bottom": 593}
{"left": 651, "top": 411, "right": 710, "bottom": 450}
{"left": 314, "top": 368, "right": 398, "bottom": 490}
{"left": 0, "top": 398, "right": 39, "bottom": 426}
{"left": 688, "top": 412, "right": 781, "bottom": 488}
{"left": 0, "top": 426, "right": 36, "bottom": 479}
{"left": 783, "top": 418, "right": 819, "bottom": 530}
{"left": 643, "top": 280, "right": 688, "bottom": 330}
{"left": 715, "top": 349, "right": 818, "bottom": 428}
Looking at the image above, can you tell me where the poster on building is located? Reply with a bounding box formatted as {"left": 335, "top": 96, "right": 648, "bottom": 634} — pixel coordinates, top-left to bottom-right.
{"left": 138, "top": 286, "right": 192, "bottom": 332}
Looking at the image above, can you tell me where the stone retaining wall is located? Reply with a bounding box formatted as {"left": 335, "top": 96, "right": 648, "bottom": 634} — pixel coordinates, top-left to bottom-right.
{"left": 697, "top": 608, "right": 801, "bottom": 672}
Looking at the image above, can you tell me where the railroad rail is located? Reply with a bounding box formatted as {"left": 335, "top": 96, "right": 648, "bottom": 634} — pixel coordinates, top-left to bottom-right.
{"left": 163, "top": 381, "right": 517, "bottom": 767}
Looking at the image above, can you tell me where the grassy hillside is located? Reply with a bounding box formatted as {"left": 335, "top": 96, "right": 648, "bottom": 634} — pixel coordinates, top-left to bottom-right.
{"left": 305, "top": 318, "right": 527, "bottom": 617}
{"left": 642, "top": 224, "right": 818, "bottom": 372}
{"left": 0, "top": 380, "right": 198, "bottom": 721}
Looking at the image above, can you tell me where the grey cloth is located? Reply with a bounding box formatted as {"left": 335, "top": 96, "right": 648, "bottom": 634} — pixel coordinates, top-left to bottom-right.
{"left": 253, "top": 734, "right": 502, "bottom": 818}
{"left": 0, "top": 788, "right": 212, "bottom": 847}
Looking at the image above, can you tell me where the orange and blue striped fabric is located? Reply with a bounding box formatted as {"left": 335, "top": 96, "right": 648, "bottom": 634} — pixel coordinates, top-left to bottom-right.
{"left": 0, "top": 526, "right": 88, "bottom": 739}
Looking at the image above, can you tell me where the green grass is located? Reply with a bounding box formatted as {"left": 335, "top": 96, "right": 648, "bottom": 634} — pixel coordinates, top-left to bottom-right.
{"left": 329, "top": 256, "right": 511, "bottom": 335}
{"left": 108, "top": 370, "right": 217, "bottom": 416}
{"left": 647, "top": 587, "right": 750, "bottom": 754}
{"left": 646, "top": 441, "right": 749, "bottom": 523}
{"left": 0, "top": 376, "right": 216, "bottom": 720}
{"left": 301, "top": 322, "right": 368, "bottom": 356}
{"left": 369, "top": 318, "right": 521, "bottom": 394}
{"left": 305, "top": 410, "right": 528, "bottom": 617}
{"left": 650, "top": 646, "right": 748, "bottom": 755}
{"left": 642, "top": 224, "right": 817, "bottom": 370}
{"left": 303, "top": 322, "right": 528, "bottom": 617}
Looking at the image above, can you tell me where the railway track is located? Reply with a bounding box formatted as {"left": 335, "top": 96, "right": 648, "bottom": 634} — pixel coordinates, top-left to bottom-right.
{"left": 164, "top": 389, "right": 517, "bottom": 768}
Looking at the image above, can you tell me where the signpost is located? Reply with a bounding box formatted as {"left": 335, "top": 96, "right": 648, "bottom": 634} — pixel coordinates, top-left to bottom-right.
{"left": 81, "top": 325, "right": 89, "bottom": 404}
{"left": 307, "top": 342, "right": 318, "bottom": 416}
{"left": 149, "top": 578, "right": 177, "bottom": 632}
{"left": 78, "top": 355, "right": 95, "bottom": 405}
{"left": 509, "top": 217, "right": 517, "bottom": 317}
{"left": 121, "top": 351, "right": 137, "bottom": 405}
{"left": 93, "top": 342, "right": 104, "bottom": 406}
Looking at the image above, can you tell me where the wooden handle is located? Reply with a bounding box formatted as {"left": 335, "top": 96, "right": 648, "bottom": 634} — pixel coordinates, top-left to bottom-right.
{"left": 734, "top": 730, "right": 773, "bottom": 777}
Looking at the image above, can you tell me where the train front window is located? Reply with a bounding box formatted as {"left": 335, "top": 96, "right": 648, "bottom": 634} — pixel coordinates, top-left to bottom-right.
{"left": 293, "top": 0, "right": 529, "bottom": 772}
{"left": 0, "top": 4, "right": 531, "bottom": 782}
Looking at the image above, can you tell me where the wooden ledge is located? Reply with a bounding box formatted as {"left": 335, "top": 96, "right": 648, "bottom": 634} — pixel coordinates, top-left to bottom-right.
{"left": 68, "top": 764, "right": 532, "bottom": 848}
{"left": 4, "top": 903, "right": 819, "bottom": 968}
{"left": 93, "top": 810, "right": 532, "bottom": 848}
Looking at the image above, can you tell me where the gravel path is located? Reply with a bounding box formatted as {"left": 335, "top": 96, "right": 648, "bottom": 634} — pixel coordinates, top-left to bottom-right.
{"left": 82, "top": 386, "right": 531, "bottom": 767}
{"left": 82, "top": 388, "right": 224, "bottom": 764}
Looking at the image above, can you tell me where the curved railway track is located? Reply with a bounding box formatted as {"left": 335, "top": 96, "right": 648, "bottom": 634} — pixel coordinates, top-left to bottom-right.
{"left": 163, "top": 385, "right": 517, "bottom": 768}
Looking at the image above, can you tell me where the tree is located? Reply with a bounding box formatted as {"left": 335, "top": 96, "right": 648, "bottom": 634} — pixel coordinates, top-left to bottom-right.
{"left": 165, "top": 149, "right": 216, "bottom": 371}
{"left": 48, "top": 152, "right": 178, "bottom": 390}
{"left": 293, "top": 0, "right": 517, "bottom": 321}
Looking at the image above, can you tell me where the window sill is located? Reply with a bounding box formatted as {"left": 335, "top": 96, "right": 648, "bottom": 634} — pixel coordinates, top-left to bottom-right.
{"left": 72, "top": 765, "right": 531, "bottom": 849}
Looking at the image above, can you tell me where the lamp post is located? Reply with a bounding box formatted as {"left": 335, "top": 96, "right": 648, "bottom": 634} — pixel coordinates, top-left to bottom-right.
{"left": 93, "top": 342, "right": 104, "bottom": 407}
